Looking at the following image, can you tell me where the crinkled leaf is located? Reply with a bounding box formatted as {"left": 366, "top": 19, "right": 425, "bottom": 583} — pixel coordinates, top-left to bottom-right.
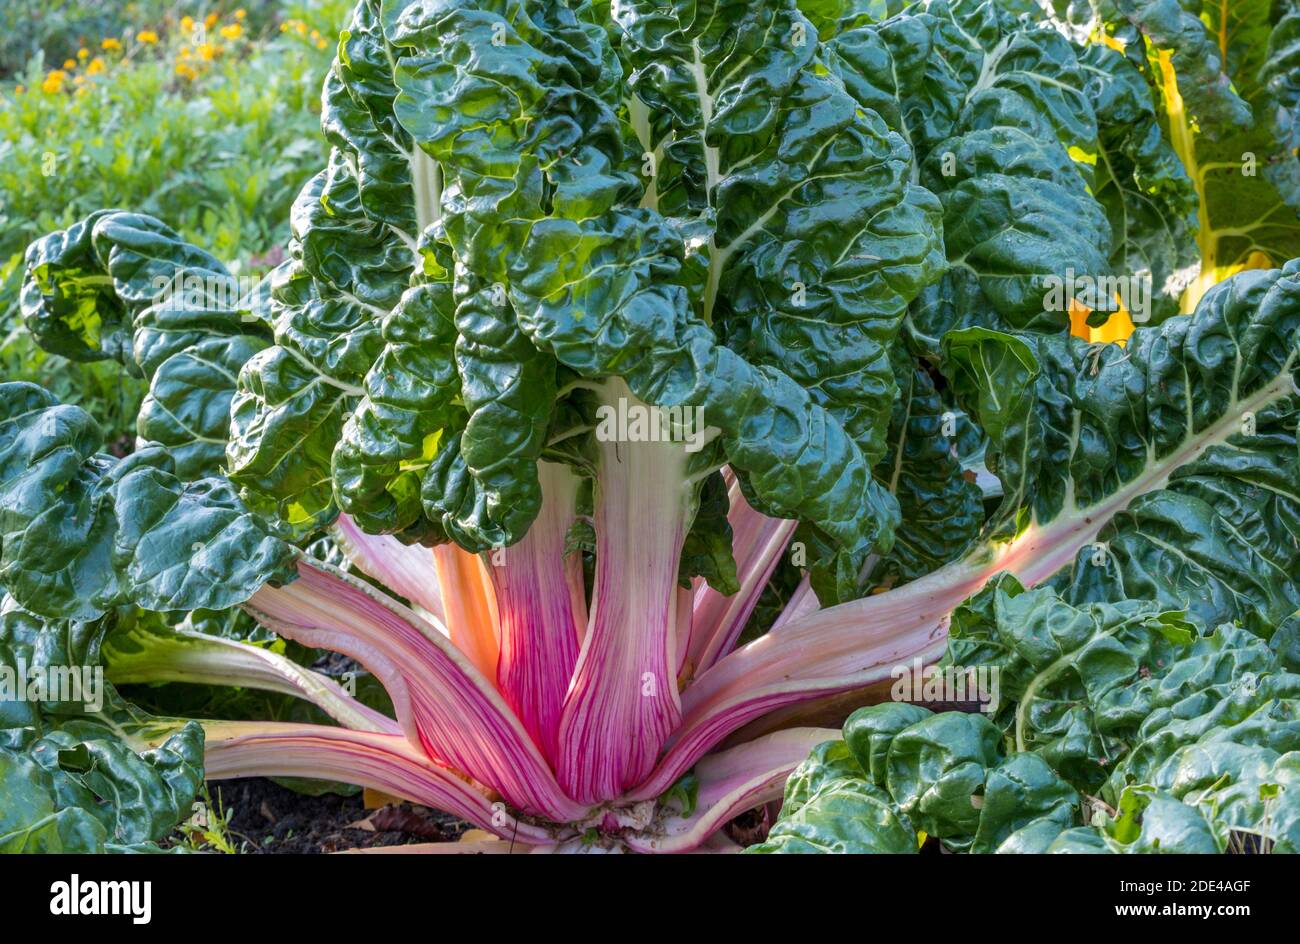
{"left": 866, "top": 358, "right": 984, "bottom": 590}
{"left": 820, "top": 1, "right": 1111, "bottom": 349}
{"left": 0, "top": 599, "right": 203, "bottom": 853}
{"left": 970, "top": 753, "right": 1078, "bottom": 854}
{"left": 748, "top": 779, "right": 919, "bottom": 853}
{"left": 943, "top": 263, "right": 1300, "bottom": 637}
{"left": 943, "top": 574, "right": 1194, "bottom": 790}
{"left": 21, "top": 211, "right": 272, "bottom": 478}
{"left": 843, "top": 701, "right": 932, "bottom": 787}
{"left": 0, "top": 383, "right": 294, "bottom": 621}
{"left": 884, "top": 710, "right": 1003, "bottom": 847}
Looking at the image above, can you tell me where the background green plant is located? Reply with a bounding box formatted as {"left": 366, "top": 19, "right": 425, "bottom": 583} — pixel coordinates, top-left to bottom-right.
{"left": 0, "top": 3, "right": 301, "bottom": 79}
{"left": 0, "top": 0, "right": 352, "bottom": 444}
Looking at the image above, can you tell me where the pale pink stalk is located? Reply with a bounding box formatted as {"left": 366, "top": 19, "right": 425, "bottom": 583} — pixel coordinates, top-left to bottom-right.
{"left": 199, "top": 362, "right": 1295, "bottom": 851}
{"left": 686, "top": 497, "right": 795, "bottom": 679}
{"left": 555, "top": 382, "right": 688, "bottom": 803}
{"left": 674, "top": 584, "right": 694, "bottom": 679}
{"left": 106, "top": 628, "right": 396, "bottom": 734}
{"left": 489, "top": 461, "right": 584, "bottom": 764}
{"left": 632, "top": 517, "right": 1093, "bottom": 800}
{"left": 432, "top": 543, "right": 499, "bottom": 678}
{"left": 770, "top": 573, "right": 817, "bottom": 633}
{"left": 625, "top": 728, "right": 838, "bottom": 853}
{"left": 203, "top": 721, "right": 559, "bottom": 845}
{"left": 333, "top": 513, "right": 444, "bottom": 623}
{"left": 246, "top": 556, "right": 586, "bottom": 821}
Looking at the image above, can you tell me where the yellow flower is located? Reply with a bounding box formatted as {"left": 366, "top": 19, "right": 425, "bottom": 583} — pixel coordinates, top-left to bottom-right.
{"left": 101, "top": 37, "right": 122, "bottom": 51}
{"left": 219, "top": 23, "right": 242, "bottom": 40}
{"left": 77, "top": 47, "right": 90, "bottom": 60}
{"left": 180, "top": 15, "right": 194, "bottom": 31}
{"left": 138, "top": 30, "right": 159, "bottom": 44}
{"left": 86, "top": 57, "right": 106, "bottom": 75}
{"left": 41, "top": 70, "right": 66, "bottom": 94}
{"left": 63, "top": 58, "right": 76, "bottom": 69}
{"left": 175, "top": 62, "right": 199, "bottom": 80}
{"left": 316, "top": 38, "right": 328, "bottom": 49}
{"left": 310, "top": 30, "right": 321, "bottom": 40}
{"left": 197, "top": 42, "right": 219, "bottom": 61}
{"left": 14, "top": 84, "right": 24, "bottom": 94}
{"left": 234, "top": 8, "right": 246, "bottom": 20}
{"left": 179, "top": 45, "right": 191, "bottom": 59}
{"left": 295, "top": 20, "right": 307, "bottom": 36}
{"left": 205, "top": 13, "right": 219, "bottom": 28}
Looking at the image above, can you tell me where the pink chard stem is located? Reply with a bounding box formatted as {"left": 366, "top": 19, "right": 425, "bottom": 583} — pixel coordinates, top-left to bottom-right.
{"left": 488, "top": 460, "right": 585, "bottom": 766}
{"left": 203, "top": 721, "right": 560, "bottom": 845}
{"left": 555, "top": 379, "right": 690, "bottom": 804}
{"left": 246, "top": 556, "right": 586, "bottom": 822}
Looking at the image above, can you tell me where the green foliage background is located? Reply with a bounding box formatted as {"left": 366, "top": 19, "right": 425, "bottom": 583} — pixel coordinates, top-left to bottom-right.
{"left": 0, "top": 0, "right": 352, "bottom": 444}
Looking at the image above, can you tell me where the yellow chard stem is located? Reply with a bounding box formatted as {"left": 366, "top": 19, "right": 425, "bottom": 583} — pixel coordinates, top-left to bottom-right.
{"left": 1153, "top": 50, "right": 1218, "bottom": 314}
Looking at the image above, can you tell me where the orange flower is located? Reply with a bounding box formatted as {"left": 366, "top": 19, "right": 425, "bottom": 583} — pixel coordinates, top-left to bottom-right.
{"left": 41, "top": 70, "right": 66, "bottom": 94}
{"left": 204, "top": 12, "right": 219, "bottom": 28}
{"left": 62, "top": 58, "right": 77, "bottom": 69}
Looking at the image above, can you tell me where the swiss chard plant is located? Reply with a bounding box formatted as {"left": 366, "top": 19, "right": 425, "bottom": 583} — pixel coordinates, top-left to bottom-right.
{"left": 1, "top": 0, "right": 1298, "bottom": 853}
